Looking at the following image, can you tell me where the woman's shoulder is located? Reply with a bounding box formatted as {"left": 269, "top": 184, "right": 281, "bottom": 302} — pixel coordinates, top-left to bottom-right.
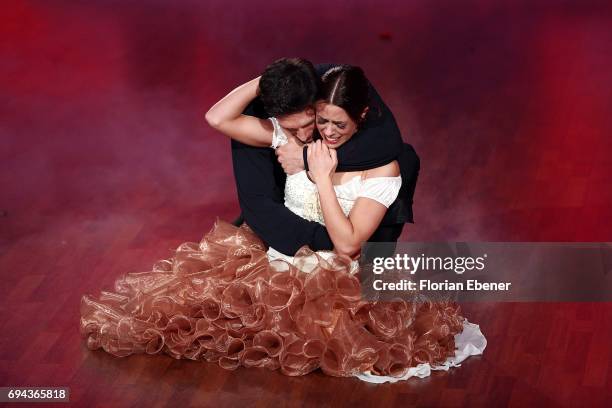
{"left": 364, "top": 160, "right": 400, "bottom": 179}
{"left": 355, "top": 160, "right": 401, "bottom": 208}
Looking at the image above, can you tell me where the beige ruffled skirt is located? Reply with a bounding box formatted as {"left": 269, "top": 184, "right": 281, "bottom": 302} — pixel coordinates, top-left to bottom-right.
{"left": 80, "top": 220, "right": 464, "bottom": 378}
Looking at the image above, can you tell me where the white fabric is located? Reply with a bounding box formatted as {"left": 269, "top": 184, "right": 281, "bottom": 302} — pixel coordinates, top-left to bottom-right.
{"left": 354, "top": 320, "right": 487, "bottom": 383}
{"left": 359, "top": 176, "right": 402, "bottom": 208}
{"left": 267, "top": 247, "right": 360, "bottom": 275}
{"left": 283, "top": 172, "right": 402, "bottom": 225}
{"left": 269, "top": 117, "right": 288, "bottom": 149}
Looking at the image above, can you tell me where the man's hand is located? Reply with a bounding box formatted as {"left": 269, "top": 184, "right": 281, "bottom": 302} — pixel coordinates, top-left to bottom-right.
{"left": 275, "top": 136, "right": 305, "bottom": 175}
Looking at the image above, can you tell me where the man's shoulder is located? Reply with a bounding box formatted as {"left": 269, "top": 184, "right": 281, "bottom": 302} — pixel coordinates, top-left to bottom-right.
{"left": 242, "top": 96, "right": 269, "bottom": 119}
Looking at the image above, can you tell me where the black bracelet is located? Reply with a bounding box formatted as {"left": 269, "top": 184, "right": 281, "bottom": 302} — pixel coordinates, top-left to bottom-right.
{"left": 302, "top": 145, "right": 309, "bottom": 172}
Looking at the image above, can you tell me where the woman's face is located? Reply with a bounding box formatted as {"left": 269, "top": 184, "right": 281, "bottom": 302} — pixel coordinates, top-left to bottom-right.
{"left": 315, "top": 101, "right": 359, "bottom": 149}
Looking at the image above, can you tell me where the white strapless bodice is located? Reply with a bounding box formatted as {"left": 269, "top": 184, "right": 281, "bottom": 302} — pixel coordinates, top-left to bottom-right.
{"left": 284, "top": 171, "right": 401, "bottom": 225}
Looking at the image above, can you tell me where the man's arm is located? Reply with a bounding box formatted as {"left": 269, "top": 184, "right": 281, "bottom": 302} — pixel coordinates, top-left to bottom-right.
{"left": 231, "top": 140, "right": 334, "bottom": 255}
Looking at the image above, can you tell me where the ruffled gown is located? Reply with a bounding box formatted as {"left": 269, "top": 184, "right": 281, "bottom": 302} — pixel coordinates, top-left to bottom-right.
{"left": 80, "top": 220, "right": 465, "bottom": 377}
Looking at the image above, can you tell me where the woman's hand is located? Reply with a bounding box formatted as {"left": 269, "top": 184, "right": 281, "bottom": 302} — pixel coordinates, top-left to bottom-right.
{"left": 307, "top": 140, "right": 337, "bottom": 184}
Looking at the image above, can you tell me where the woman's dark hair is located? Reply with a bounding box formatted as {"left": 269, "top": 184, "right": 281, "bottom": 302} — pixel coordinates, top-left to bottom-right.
{"left": 258, "top": 58, "right": 320, "bottom": 117}
{"left": 318, "top": 65, "right": 370, "bottom": 123}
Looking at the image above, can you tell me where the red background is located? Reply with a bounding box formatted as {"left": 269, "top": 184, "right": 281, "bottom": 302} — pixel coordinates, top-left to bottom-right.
{"left": 1, "top": 0, "right": 611, "bottom": 406}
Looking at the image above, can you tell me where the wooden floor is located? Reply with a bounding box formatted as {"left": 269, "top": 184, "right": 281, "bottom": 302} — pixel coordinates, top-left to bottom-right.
{"left": 2, "top": 0, "right": 612, "bottom": 406}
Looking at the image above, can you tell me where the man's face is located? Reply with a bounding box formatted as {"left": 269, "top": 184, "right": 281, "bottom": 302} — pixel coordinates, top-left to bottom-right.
{"left": 276, "top": 108, "right": 316, "bottom": 144}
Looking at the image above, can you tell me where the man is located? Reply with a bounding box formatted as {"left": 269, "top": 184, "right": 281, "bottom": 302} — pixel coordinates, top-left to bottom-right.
{"left": 231, "top": 58, "right": 419, "bottom": 255}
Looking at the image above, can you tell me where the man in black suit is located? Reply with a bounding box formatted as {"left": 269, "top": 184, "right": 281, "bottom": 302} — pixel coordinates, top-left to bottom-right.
{"left": 230, "top": 58, "right": 419, "bottom": 256}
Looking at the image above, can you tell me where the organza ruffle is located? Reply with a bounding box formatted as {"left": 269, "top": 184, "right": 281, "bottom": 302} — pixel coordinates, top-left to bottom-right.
{"left": 80, "top": 219, "right": 464, "bottom": 377}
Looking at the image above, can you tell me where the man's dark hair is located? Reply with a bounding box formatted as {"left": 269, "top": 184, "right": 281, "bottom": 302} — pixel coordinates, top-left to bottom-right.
{"left": 258, "top": 58, "right": 320, "bottom": 117}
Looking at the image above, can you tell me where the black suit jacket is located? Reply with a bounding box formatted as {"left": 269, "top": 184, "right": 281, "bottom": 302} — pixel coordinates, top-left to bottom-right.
{"left": 231, "top": 63, "right": 419, "bottom": 255}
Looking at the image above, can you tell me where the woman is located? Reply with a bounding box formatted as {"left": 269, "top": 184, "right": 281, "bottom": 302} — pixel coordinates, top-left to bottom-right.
{"left": 81, "top": 65, "right": 483, "bottom": 382}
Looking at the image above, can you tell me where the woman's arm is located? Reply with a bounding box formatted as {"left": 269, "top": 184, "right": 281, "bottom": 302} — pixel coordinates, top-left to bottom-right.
{"left": 205, "top": 77, "right": 274, "bottom": 147}
{"left": 308, "top": 141, "right": 398, "bottom": 257}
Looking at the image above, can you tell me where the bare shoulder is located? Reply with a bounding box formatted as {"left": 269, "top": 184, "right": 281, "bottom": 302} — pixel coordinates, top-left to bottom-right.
{"left": 365, "top": 160, "right": 400, "bottom": 178}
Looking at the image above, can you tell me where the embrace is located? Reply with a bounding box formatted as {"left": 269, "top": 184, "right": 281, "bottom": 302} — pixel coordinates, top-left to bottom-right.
{"left": 80, "top": 58, "right": 485, "bottom": 383}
